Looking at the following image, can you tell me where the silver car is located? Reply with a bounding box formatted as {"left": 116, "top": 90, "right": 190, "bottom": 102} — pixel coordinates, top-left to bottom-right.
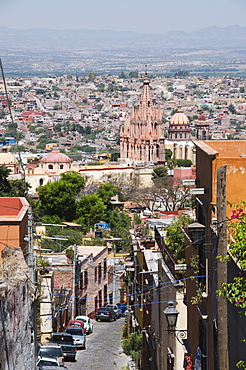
{"left": 65, "top": 326, "right": 86, "bottom": 349}
{"left": 75, "top": 315, "right": 93, "bottom": 334}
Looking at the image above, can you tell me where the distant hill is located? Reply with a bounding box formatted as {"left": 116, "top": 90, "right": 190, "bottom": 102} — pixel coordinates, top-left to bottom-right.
{"left": 1, "top": 25, "right": 246, "bottom": 51}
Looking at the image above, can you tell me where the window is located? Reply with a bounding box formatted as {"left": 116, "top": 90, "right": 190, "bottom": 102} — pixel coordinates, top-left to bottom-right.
{"left": 94, "top": 267, "right": 97, "bottom": 281}
{"left": 79, "top": 272, "right": 83, "bottom": 290}
{"left": 98, "top": 290, "right": 102, "bottom": 307}
{"left": 103, "top": 258, "right": 107, "bottom": 279}
{"left": 39, "top": 178, "right": 44, "bottom": 186}
{"left": 60, "top": 164, "right": 64, "bottom": 169}
{"left": 98, "top": 263, "right": 102, "bottom": 284}
{"left": 84, "top": 269, "right": 88, "bottom": 287}
{"left": 48, "top": 164, "right": 53, "bottom": 169}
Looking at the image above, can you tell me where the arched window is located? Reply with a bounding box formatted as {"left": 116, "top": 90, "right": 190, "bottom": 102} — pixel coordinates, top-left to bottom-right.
{"left": 39, "top": 178, "right": 44, "bottom": 186}
{"left": 48, "top": 164, "right": 53, "bottom": 169}
{"left": 60, "top": 164, "right": 64, "bottom": 169}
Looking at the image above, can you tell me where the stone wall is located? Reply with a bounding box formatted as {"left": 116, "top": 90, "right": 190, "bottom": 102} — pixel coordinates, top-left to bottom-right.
{"left": 0, "top": 247, "right": 37, "bottom": 370}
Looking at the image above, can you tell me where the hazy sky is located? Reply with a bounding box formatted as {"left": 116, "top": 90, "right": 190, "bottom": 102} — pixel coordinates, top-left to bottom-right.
{"left": 1, "top": 0, "right": 246, "bottom": 33}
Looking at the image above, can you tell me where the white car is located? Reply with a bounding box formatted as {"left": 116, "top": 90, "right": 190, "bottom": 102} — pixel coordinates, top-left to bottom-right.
{"left": 37, "top": 343, "right": 64, "bottom": 366}
{"left": 75, "top": 315, "right": 93, "bottom": 334}
{"left": 65, "top": 326, "right": 86, "bottom": 349}
{"left": 36, "top": 356, "right": 60, "bottom": 369}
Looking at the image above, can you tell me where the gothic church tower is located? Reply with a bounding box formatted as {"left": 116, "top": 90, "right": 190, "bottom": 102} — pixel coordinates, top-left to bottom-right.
{"left": 120, "top": 73, "right": 165, "bottom": 166}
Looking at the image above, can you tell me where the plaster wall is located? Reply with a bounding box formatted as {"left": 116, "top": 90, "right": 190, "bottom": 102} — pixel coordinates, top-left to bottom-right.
{"left": 0, "top": 247, "right": 36, "bottom": 370}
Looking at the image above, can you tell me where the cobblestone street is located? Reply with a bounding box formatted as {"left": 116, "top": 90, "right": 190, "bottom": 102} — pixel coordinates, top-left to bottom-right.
{"left": 65, "top": 317, "right": 132, "bottom": 370}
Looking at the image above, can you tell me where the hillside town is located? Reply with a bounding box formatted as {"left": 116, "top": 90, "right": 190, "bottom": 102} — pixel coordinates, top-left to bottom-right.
{"left": 1, "top": 70, "right": 246, "bottom": 370}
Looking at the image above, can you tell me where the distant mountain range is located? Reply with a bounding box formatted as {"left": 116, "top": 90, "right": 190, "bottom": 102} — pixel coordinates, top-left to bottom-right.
{"left": 1, "top": 25, "right": 246, "bottom": 51}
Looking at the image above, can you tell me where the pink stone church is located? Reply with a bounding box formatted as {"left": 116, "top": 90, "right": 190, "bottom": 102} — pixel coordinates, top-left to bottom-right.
{"left": 120, "top": 73, "right": 165, "bottom": 166}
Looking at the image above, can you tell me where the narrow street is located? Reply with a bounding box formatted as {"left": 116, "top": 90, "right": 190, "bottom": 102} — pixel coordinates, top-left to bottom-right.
{"left": 65, "top": 317, "right": 131, "bottom": 370}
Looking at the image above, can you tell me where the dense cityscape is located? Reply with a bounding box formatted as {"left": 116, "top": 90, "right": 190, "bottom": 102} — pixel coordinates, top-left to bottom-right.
{"left": 1, "top": 4, "right": 246, "bottom": 368}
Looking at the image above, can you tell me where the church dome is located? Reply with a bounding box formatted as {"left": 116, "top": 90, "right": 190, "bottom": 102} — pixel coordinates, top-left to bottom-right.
{"left": 170, "top": 106, "right": 189, "bottom": 125}
{"left": 198, "top": 113, "right": 206, "bottom": 121}
{"left": 0, "top": 152, "right": 18, "bottom": 165}
{"left": 40, "top": 149, "right": 72, "bottom": 163}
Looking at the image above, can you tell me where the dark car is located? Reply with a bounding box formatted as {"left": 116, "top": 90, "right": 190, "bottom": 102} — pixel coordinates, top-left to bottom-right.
{"left": 106, "top": 304, "right": 121, "bottom": 319}
{"left": 116, "top": 302, "right": 127, "bottom": 316}
{"left": 95, "top": 306, "right": 117, "bottom": 322}
{"left": 49, "top": 333, "right": 77, "bottom": 361}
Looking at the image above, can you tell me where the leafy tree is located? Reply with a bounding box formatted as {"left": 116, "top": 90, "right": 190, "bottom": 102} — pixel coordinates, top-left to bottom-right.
{"left": 37, "top": 172, "right": 85, "bottom": 221}
{"left": 129, "top": 71, "right": 139, "bottom": 78}
{"left": 76, "top": 193, "right": 106, "bottom": 231}
{"left": 152, "top": 166, "right": 168, "bottom": 180}
{"left": 88, "top": 72, "right": 96, "bottom": 82}
{"left": 174, "top": 70, "right": 189, "bottom": 78}
{"left": 176, "top": 159, "right": 193, "bottom": 167}
{"left": 0, "top": 165, "right": 30, "bottom": 197}
{"left": 0, "top": 166, "right": 12, "bottom": 195}
{"left": 217, "top": 202, "right": 246, "bottom": 369}
{"left": 165, "top": 214, "right": 193, "bottom": 262}
{"left": 119, "top": 71, "right": 127, "bottom": 79}
{"left": 228, "top": 103, "right": 237, "bottom": 114}
{"left": 108, "top": 210, "right": 131, "bottom": 251}
{"left": 121, "top": 332, "right": 142, "bottom": 369}
{"left": 97, "top": 183, "right": 118, "bottom": 206}
{"left": 165, "top": 149, "right": 172, "bottom": 161}
{"left": 81, "top": 145, "right": 96, "bottom": 153}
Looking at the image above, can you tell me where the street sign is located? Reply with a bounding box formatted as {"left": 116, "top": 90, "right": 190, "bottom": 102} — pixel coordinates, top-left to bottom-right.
{"left": 174, "top": 264, "right": 187, "bottom": 271}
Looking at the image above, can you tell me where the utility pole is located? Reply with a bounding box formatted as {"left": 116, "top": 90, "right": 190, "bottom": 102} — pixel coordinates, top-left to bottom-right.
{"left": 217, "top": 165, "right": 229, "bottom": 370}
{"left": 26, "top": 206, "right": 35, "bottom": 282}
{"left": 113, "top": 244, "right": 116, "bottom": 305}
{"left": 71, "top": 245, "right": 78, "bottom": 320}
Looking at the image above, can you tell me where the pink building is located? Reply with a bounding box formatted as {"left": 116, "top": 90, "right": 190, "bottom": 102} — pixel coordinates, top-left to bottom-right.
{"left": 120, "top": 73, "right": 165, "bottom": 165}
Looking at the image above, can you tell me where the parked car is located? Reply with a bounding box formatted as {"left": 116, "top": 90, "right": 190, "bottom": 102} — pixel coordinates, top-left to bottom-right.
{"left": 106, "top": 304, "right": 121, "bottom": 319}
{"left": 49, "top": 333, "right": 77, "bottom": 361}
{"left": 67, "top": 319, "right": 86, "bottom": 334}
{"left": 116, "top": 302, "right": 127, "bottom": 316}
{"left": 95, "top": 306, "right": 117, "bottom": 322}
{"left": 65, "top": 326, "right": 86, "bottom": 349}
{"left": 36, "top": 356, "right": 60, "bottom": 369}
{"left": 75, "top": 315, "right": 93, "bottom": 334}
{"left": 37, "top": 343, "right": 64, "bottom": 366}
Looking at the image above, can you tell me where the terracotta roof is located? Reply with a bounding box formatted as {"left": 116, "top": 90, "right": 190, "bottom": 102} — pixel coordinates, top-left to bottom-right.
{"left": 40, "top": 149, "right": 72, "bottom": 163}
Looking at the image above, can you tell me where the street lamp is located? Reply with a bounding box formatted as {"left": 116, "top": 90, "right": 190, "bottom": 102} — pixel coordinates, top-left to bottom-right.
{"left": 188, "top": 222, "right": 205, "bottom": 245}
{"left": 163, "top": 301, "right": 187, "bottom": 344}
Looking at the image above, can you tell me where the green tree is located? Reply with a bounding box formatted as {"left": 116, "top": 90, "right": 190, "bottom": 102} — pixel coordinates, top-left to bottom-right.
{"left": 88, "top": 72, "right": 96, "bottom": 82}
{"left": 152, "top": 166, "right": 168, "bottom": 180}
{"left": 176, "top": 159, "right": 193, "bottom": 167}
{"left": 0, "top": 166, "right": 12, "bottom": 195}
{"left": 121, "top": 332, "right": 142, "bottom": 369}
{"left": 165, "top": 214, "right": 193, "bottom": 262}
{"left": 76, "top": 193, "right": 106, "bottom": 231}
{"left": 129, "top": 70, "right": 139, "bottom": 78}
{"left": 165, "top": 149, "right": 172, "bottom": 161}
{"left": 218, "top": 202, "right": 246, "bottom": 369}
{"left": 0, "top": 165, "right": 30, "bottom": 197}
{"left": 174, "top": 70, "right": 189, "bottom": 78}
{"left": 37, "top": 172, "right": 85, "bottom": 221}
{"left": 228, "top": 103, "right": 237, "bottom": 114}
{"left": 119, "top": 71, "right": 127, "bottom": 79}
